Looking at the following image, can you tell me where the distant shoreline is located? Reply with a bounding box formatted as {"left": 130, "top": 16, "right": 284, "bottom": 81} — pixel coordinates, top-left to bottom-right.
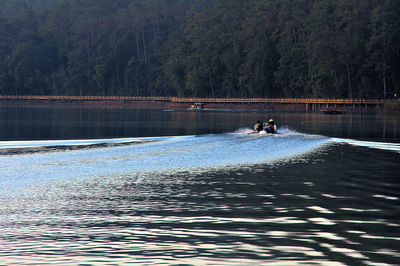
{"left": 0, "top": 99, "right": 382, "bottom": 112}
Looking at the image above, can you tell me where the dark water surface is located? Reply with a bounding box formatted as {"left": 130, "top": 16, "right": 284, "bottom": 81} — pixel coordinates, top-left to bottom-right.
{"left": 0, "top": 105, "right": 399, "bottom": 265}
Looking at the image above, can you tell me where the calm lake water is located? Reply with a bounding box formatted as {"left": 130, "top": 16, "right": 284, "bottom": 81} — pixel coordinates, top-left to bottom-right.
{"left": 0, "top": 105, "right": 399, "bottom": 265}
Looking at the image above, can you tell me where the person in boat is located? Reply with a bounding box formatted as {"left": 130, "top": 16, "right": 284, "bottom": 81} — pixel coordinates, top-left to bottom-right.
{"left": 254, "top": 120, "right": 264, "bottom": 133}
{"left": 265, "top": 119, "right": 277, "bottom": 133}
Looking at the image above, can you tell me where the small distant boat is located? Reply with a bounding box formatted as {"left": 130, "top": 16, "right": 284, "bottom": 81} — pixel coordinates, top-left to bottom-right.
{"left": 190, "top": 102, "right": 205, "bottom": 109}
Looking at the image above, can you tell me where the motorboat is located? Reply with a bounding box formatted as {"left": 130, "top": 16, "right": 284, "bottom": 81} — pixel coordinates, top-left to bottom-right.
{"left": 190, "top": 102, "right": 205, "bottom": 109}
{"left": 254, "top": 119, "right": 277, "bottom": 134}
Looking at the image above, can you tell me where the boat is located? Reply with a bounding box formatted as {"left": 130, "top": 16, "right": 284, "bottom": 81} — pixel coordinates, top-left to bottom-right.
{"left": 190, "top": 102, "right": 205, "bottom": 109}
{"left": 253, "top": 122, "right": 277, "bottom": 134}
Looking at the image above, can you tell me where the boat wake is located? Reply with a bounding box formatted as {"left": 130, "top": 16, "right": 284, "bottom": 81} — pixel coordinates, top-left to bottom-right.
{"left": 0, "top": 136, "right": 178, "bottom": 149}
{"left": 331, "top": 138, "right": 400, "bottom": 153}
{"left": 1, "top": 128, "right": 398, "bottom": 191}
{"left": 0, "top": 129, "right": 330, "bottom": 188}
{"left": 230, "top": 126, "right": 302, "bottom": 136}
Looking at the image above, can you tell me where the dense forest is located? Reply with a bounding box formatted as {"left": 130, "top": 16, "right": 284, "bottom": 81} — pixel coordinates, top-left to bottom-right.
{"left": 0, "top": 0, "right": 399, "bottom": 99}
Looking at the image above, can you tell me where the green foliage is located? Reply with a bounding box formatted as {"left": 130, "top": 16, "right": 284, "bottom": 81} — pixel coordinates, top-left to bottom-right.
{"left": 0, "top": 0, "right": 399, "bottom": 98}
{"left": 384, "top": 99, "right": 400, "bottom": 112}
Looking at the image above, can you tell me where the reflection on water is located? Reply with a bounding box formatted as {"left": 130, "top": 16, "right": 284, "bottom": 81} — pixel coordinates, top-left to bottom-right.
{"left": 0, "top": 106, "right": 399, "bottom": 265}
{"left": 0, "top": 105, "right": 399, "bottom": 140}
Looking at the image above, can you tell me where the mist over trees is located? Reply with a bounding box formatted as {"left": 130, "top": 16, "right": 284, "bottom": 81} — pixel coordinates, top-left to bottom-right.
{"left": 0, "top": 0, "right": 399, "bottom": 99}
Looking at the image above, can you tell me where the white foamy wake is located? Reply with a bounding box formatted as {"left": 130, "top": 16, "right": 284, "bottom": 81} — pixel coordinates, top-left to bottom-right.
{"left": 0, "top": 136, "right": 173, "bottom": 149}
{"left": 331, "top": 138, "right": 400, "bottom": 153}
{"left": 231, "top": 126, "right": 303, "bottom": 137}
{"left": 0, "top": 131, "right": 331, "bottom": 189}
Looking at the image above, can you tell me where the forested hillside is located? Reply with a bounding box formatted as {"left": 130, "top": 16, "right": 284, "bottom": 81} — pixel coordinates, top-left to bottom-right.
{"left": 0, "top": 0, "right": 62, "bottom": 18}
{"left": 0, "top": 0, "right": 399, "bottom": 99}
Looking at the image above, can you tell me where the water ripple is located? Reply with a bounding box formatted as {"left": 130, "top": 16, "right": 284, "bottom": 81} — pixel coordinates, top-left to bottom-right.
{"left": 1, "top": 134, "right": 399, "bottom": 265}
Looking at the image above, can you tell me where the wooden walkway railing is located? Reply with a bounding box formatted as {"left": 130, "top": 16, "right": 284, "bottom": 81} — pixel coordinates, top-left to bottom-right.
{"left": 0, "top": 95, "right": 386, "bottom": 105}
{"left": 170, "top": 97, "right": 386, "bottom": 105}
{"left": 0, "top": 95, "right": 173, "bottom": 102}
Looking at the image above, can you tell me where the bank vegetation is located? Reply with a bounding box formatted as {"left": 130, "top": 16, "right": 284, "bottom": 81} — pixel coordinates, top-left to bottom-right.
{"left": 0, "top": 0, "right": 399, "bottom": 99}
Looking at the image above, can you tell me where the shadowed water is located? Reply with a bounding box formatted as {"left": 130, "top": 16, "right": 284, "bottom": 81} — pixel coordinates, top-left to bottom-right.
{"left": 0, "top": 106, "right": 399, "bottom": 265}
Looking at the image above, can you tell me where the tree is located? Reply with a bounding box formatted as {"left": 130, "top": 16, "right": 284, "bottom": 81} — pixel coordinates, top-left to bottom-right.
{"left": 307, "top": 0, "right": 339, "bottom": 98}
{"left": 237, "top": 0, "right": 280, "bottom": 97}
{"left": 185, "top": 12, "right": 215, "bottom": 97}
{"left": 0, "top": 0, "right": 399, "bottom": 99}
{"left": 159, "top": 32, "right": 188, "bottom": 96}
{"left": 334, "top": 0, "right": 372, "bottom": 99}
{"left": 367, "top": 0, "right": 400, "bottom": 99}
{"left": 2, "top": 9, "right": 58, "bottom": 95}
{"left": 274, "top": 0, "right": 315, "bottom": 98}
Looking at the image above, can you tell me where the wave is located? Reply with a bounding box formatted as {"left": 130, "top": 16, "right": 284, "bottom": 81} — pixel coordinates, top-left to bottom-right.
{"left": 0, "top": 136, "right": 172, "bottom": 150}
{"left": 2, "top": 128, "right": 398, "bottom": 157}
{"left": 0, "top": 130, "right": 331, "bottom": 188}
{"left": 2, "top": 127, "right": 399, "bottom": 193}
{"left": 331, "top": 138, "right": 400, "bottom": 153}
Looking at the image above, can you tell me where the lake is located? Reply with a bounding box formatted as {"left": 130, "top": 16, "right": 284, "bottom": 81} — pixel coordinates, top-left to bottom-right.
{"left": 0, "top": 104, "right": 399, "bottom": 265}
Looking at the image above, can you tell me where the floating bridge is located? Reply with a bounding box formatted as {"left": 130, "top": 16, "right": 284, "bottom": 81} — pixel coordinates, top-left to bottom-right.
{"left": 170, "top": 97, "right": 385, "bottom": 111}
{"left": 0, "top": 95, "right": 386, "bottom": 111}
